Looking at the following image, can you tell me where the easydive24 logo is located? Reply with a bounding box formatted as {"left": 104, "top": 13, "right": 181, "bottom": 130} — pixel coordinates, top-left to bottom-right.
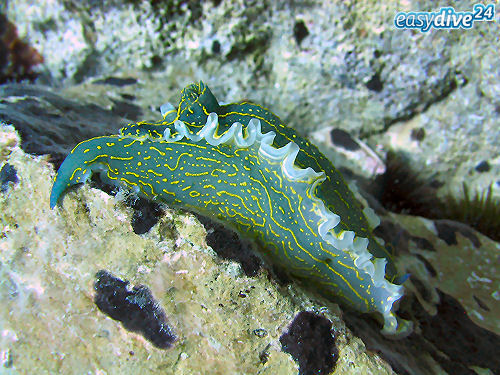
{"left": 394, "top": 3, "right": 496, "bottom": 32}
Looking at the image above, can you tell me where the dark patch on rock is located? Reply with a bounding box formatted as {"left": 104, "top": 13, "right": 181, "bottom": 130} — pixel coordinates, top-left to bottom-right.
{"left": 195, "top": 215, "right": 262, "bottom": 277}
{"left": 429, "top": 179, "right": 445, "bottom": 189}
{"left": 473, "top": 295, "right": 490, "bottom": 311}
{"left": 0, "top": 84, "right": 127, "bottom": 166}
{"left": 410, "top": 127, "right": 426, "bottom": 141}
{"left": 0, "top": 163, "right": 18, "bottom": 192}
{"left": 410, "top": 236, "right": 436, "bottom": 252}
{"left": 269, "top": 262, "right": 294, "bottom": 286}
{"left": 418, "top": 290, "right": 500, "bottom": 372}
{"left": 414, "top": 254, "right": 437, "bottom": 278}
{"left": 474, "top": 160, "right": 490, "bottom": 173}
{"left": 411, "top": 277, "right": 433, "bottom": 303}
{"left": 93, "top": 76, "right": 138, "bottom": 87}
{"left": 434, "top": 220, "right": 481, "bottom": 248}
{"left": 110, "top": 98, "right": 143, "bottom": 121}
{"left": 211, "top": 40, "right": 221, "bottom": 54}
{"left": 120, "top": 93, "right": 136, "bottom": 101}
{"left": 94, "top": 270, "right": 176, "bottom": 349}
{"left": 329, "top": 128, "right": 360, "bottom": 151}
{"left": 433, "top": 221, "right": 459, "bottom": 245}
{"left": 366, "top": 71, "right": 383, "bottom": 92}
{"left": 293, "top": 20, "right": 309, "bottom": 46}
{"left": 279, "top": 311, "right": 337, "bottom": 375}
{"left": 344, "top": 289, "right": 500, "bottom": 375}
{"left": 252, "top": 328, "right": 267, "bottom": 338}
{"left": 89, "top": 173, "right": 120, "bottom": 197}
{"left": 259, "top": 343, "right": 271, "bottom": 364}
{"left": 126, "top": 196, "right": 164, "bottom": 235}
{"left": 149, "top": 55, "right": 163, "bottom": 70}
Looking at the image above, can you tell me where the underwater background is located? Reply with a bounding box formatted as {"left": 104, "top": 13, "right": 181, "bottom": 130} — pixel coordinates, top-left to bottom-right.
{"left": 0, "top": 0, "right": 498, "bottom": 374}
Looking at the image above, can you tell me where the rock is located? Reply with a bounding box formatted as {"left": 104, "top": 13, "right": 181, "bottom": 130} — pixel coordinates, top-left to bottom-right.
{"left": 0, "top": 123, "right": 394, "bottom": 374}
{"left": 2, "top": 0, "right": 500, "bottom": 373}
{"left": 7, "top": 0, "right": 498, "bottom": 199}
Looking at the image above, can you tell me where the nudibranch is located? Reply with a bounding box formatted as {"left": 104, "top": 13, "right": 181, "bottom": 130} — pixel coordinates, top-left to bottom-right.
{"left": 50, "top": 82, "right": 411, "bottom": 335}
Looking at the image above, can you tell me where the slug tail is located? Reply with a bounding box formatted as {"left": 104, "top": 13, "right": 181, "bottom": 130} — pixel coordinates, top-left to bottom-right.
{"left": 50, "top": 136, "right": 120, "bottom": 208}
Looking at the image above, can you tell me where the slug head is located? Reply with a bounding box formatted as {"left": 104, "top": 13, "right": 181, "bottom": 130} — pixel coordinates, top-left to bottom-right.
{"left": 178, "top": 81, "right": 220, "bottom": 124}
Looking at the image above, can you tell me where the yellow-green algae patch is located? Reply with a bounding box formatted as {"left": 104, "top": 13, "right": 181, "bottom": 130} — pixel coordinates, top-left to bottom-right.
{"left": 0, "top": 125, "right": 394, "bottom": 374}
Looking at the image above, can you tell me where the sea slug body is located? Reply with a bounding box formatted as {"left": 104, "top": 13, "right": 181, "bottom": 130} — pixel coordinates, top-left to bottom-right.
{"left": 50, "top": 82, "right": 411, "bottom": 335}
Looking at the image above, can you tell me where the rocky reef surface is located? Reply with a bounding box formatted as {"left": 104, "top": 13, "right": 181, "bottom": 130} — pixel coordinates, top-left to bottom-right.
{"left": 1, "top": 1, "right": 499, "bottom": 374}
